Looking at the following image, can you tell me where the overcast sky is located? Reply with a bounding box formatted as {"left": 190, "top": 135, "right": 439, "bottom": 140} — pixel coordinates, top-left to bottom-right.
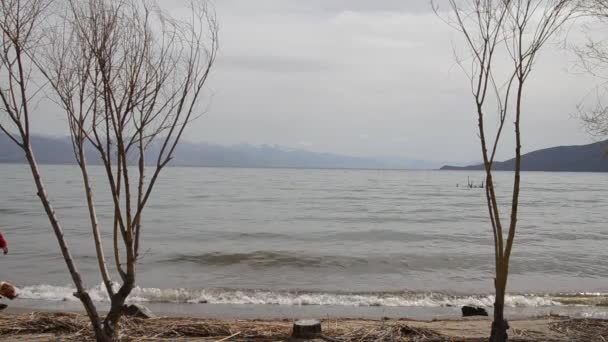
{"left": 28, "top": 0, "right": 604, "bottom": 163}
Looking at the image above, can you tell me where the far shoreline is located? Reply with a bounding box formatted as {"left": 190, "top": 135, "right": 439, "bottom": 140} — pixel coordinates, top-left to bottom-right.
{"left": 4, "top": 161, "right": 608, "bottom": 174}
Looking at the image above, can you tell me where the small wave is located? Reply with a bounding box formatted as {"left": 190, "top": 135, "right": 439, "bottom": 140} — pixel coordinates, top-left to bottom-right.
{"left": 0, "top": 207, "right": 25, "bottom": 215}
{"left": 18, "top": 284, "right": 606, "bottom": 308}
{"left": 162, "top": 251, "right": 373, "bottom": 269}
{"left": 161, "top": 251, "right": 497, "bottom": 273}
{"left": 231, "top": 232, "right": 288, "bottom": 240}
{"left": 537, "top": 231, "right": 608, "bottom": 241}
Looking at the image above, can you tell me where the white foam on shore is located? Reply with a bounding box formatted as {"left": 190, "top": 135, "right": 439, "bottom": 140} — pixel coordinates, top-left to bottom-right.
{"left": 17, "top": 284, "right": 603, "bottom": 307}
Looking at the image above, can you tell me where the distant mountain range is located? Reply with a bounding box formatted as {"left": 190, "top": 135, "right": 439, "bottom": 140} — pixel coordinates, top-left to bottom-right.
{"left": 441, "top": 140, "right": 608, "bottom": 172}
{"left": 7, "top": 134, "right": 603, "bottom": 172}
{"left": 0, "top": 134, "right": 443, "bottom": 170}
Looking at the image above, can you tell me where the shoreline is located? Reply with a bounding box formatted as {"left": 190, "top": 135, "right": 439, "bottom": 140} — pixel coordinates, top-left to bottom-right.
{"left": 0, "top": 309, "right": 604, "bottom": 341}
{"left": 7, "top": 298, "right": 608, "bottom": 321}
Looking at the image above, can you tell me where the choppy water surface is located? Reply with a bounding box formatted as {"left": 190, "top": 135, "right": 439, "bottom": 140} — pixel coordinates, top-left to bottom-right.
{"left": 0, "top": 164, "right": 606, "bottom": 317}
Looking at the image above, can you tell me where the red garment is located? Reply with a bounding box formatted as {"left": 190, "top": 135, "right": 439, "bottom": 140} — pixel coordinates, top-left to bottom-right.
{"left": 0, "top": 233, "right": 7, "bottom": 251}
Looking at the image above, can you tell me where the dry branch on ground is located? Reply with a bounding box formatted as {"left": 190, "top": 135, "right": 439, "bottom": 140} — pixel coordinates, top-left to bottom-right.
{"left": 1, "top": 312, "right": 603, "bottom": 341}
{"left": 0, "top": 312, "right": 443, "bottom": 341}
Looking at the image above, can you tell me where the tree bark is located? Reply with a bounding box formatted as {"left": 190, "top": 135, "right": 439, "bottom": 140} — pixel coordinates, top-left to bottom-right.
{"left": 23, "top": 145, "right": 109, "bottom": 341}
{"left": 78, "top": 147, "right": 114, "bottom": 298}
{"left": 490, "top": 274, "right": 509, "bottom": 342}
{"left": 103, "top": 281, "right": 134, "bottom": 339}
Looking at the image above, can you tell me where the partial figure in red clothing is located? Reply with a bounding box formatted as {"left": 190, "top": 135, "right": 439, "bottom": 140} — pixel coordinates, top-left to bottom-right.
{"left": 0, "top": 232, "right": 7, "bottom": 254}
{"left": 0, "top": 232, "right": 14, "bottom": 310}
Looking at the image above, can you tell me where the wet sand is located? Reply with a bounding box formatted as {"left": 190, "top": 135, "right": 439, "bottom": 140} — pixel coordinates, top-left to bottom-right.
{"left": 7, "top": 298, "right": 608, "bottom": 321}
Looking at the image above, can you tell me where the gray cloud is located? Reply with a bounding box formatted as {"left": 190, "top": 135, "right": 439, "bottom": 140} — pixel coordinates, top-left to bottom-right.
{"left": 26, "top": 0, "right": 600, "bottom": 163}
{"left": 219, "top": 55, "right": 333, "bottom": 73}
{"left": 210, "top": 0, "right": 435, "bottom": 15}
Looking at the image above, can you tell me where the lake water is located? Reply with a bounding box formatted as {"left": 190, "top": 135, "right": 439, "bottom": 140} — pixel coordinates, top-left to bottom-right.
{"left": 0, "top": 164, "right": 607, "bottom": 318}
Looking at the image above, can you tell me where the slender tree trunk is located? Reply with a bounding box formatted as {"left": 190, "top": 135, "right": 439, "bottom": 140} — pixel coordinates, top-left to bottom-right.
{"left": 490, "top": 271, "right": 509, "bottom": 342}
{"left": 78, "top": 147, "right": 114, "bottom": 298}
{"left": 23, "top": 145, "right": 109, "bottom": 341}
{"left": 490, "top": 80, "right": 523, "bottom": 342}
{"left": 505, "top": 80, "right": 524, "bottom": 261}
{"left": 490, "top": 297, "right": 508, "bottom": 341}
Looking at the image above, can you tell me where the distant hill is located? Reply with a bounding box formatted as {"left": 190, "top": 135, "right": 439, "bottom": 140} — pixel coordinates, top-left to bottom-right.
{"left": 0, "top": 134, "right": 78, "bottom": 164}
{"left": 167, "top": 142, "right": 395, "bottom": 169}
{"left": 441, "top": 140, "right": 608, "bottom": 172}
{"left": 0, "top": 134, "right": 441, "bottom": 170}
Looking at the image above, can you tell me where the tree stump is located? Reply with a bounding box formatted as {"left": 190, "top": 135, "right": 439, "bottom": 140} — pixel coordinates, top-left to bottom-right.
{"left": 292, "top": 319, "right": 322, "bottom": 338}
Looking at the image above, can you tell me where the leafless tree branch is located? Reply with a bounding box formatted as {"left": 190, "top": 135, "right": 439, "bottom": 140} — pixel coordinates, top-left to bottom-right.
{"left": 434, "top": 1, "right": 576, "bottom": 340}
{"left": 1, "top": 0, "right": 218, "bottom": 340}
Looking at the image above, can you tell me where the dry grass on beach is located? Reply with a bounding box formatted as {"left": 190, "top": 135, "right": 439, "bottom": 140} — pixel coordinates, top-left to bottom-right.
{"left": 0, "top": 311, "right": 607, "bottom": 341}
{"left": 549, "top": 318, "right": 608, "bottom": 341}
{"left": 0, "top": 312, "right": 438, "bottom": 341}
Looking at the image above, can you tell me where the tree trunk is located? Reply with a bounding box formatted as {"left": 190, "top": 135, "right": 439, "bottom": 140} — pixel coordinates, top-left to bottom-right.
{"left": 103, "top": 278, "right": 135, "bottom": 339}
{"left": 490, "top": 276, "right": 509, "bottom": 342}
{"left": 103, "top": 302, "right": 124, "bottom": 339}
{"left": 23, "top": 146, "right": 109, "bottom": 342}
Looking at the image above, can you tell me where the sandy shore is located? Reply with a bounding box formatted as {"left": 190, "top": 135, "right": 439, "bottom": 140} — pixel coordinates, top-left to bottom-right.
{"left": 0, "top": 310, "right": 606, "bottom": 341}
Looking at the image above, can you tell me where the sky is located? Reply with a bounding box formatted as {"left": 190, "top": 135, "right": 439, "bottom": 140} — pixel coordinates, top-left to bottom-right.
{"left": 25, "top": 0, "right": 605, "bottom": 163}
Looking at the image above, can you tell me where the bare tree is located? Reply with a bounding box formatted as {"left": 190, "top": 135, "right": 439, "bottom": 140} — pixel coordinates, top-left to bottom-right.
{"left": 573, "top": 0, "right": 608, "bottom": 136}
{"left": 579, "top": 0, "right": 608, "bottom": 15}
{"left": 0, "top": 0, "right": 218, "bottom": 340}
{"left": 0, "top": 0, "right": 105, "bottom": 332}
{"left": 434, "top": 1, "right": 575, "bottom": 341}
